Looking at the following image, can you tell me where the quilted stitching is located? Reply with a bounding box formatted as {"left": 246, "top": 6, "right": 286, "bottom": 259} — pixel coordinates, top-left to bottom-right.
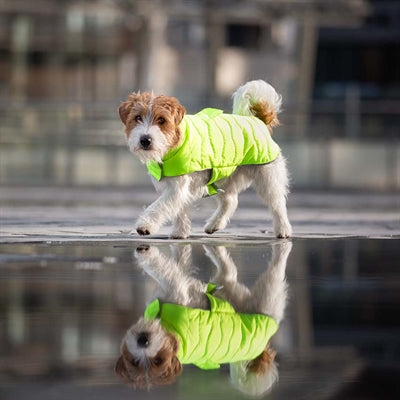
{"left": 144, "top": 294, "right": 278, "bottom": 369}
{"left": 146, "top": 108, "right": 280, "bottom": 195}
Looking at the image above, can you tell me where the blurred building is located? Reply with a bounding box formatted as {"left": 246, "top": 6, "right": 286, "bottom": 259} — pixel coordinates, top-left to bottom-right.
{"left": 0, "top": 0, "right": 398, "bottom": 190}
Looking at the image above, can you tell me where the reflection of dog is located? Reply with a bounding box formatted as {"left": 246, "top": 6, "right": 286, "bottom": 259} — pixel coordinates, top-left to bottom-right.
{"left": 116, "top": 242, "right": 292, "bottom": 396}
{"left": 118, "top": 80, "right": 292, "bottom": 239}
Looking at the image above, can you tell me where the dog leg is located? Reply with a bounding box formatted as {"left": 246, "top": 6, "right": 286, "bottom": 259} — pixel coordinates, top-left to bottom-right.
{"left": 170, "top": 244, "right": 192, "bottom": 272}
{"left": 204, "top": 193, "right": 238, "bottom": 234}
{"left": 253, "top": 157, "right": 292, "bottom": 238}
{"left": 135, "top": 245, "right": 207, "bottom": 307}
{"left": 204, "top": 245, "right": 238, "bottom": 283}
{"left": 250, "top": 241, "right": 292, "bottom": 323}
{"left": 135, "top": 176, "right": 192, "bottom": 236}
{"left": 204, "top": 245, "right": 252, "bottom": 310}
{"left": 135, "top": 245, "right": 192, "bottom": 304}
{"left": 170, "top": 205, "right": 191, "bottom": 239}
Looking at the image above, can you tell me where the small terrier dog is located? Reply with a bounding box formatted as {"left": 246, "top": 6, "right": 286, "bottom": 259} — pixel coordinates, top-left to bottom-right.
{"left": 118, "top": 80, "right": 292, "bottom": 239}
{"left": 115, "top": 242, "right": 292, "bottom": 396}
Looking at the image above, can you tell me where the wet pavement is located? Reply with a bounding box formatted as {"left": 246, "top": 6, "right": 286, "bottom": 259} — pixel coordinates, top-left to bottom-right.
{"left": 0, "top": 186, "right": 399, "bottom": 399}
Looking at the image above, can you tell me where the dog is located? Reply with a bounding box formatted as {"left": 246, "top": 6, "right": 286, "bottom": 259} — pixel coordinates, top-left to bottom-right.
{"left": 118, "top": 80, "right": 292, "bottom": 239}
{"left": 115, "top": 242, "right": 292, "bottom": 396}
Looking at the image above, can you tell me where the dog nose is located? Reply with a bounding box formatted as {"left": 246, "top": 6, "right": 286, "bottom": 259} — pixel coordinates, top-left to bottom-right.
{"left": 140, "top": 135, "right": 152, "bottom": 149}
{"left": 137, "top": 332, "right": 150, "bottom": 348}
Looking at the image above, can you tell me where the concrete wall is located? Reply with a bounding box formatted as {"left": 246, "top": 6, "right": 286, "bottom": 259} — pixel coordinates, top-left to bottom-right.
{"left": 1, "top": 140, "right": 398, "bottom": 191}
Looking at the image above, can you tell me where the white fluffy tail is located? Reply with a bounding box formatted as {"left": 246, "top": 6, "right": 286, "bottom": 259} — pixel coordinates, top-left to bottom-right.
{"left": 232, "top": 80, "right": 282, "bottom": 127}
{"left": 230, "top": 358, "right": 279, "bottom": 397}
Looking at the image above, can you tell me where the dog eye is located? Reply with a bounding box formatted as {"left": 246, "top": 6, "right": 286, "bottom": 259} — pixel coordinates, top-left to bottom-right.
{"left": 135, "top": 115, "right": 143, "bottom": 123}
{"left": 131, "top": 359, "right": 140, "bottom": 367}
{"left": 157, "top": 117, "right": 165, "bottom": 125}
{"left": 153, "top": 357, "right": 163, "bottom": 366}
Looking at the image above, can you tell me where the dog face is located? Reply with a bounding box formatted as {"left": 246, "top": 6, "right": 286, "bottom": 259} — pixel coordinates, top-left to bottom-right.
{"left": 115, "top": 318, "right": 182, "bottom": 388}
{"left": 118, "top": 92, "right": 186, "bottom": 164}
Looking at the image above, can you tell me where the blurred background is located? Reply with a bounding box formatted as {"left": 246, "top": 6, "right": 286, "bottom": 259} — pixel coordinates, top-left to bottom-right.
{"left": 0, "top": 0, "right": 399, "bottom": 190}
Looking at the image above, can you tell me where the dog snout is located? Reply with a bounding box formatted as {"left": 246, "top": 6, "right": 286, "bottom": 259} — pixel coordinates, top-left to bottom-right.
{"left": 140, "top": 135, "right": 152, "bottom": 149}
{"left": 137, "top": 332, "right": 150, "bottom": 348}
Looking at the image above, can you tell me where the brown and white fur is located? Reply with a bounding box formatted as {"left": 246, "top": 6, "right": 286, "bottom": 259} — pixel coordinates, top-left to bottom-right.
{"left": 115, "top": 241, "right": 292, "bottom": 396}
{"left": 118, "top": 80, "right": 292, "bottom": 239}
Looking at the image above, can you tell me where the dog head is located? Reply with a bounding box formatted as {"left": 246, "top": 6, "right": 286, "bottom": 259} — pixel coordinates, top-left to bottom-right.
{"left": 115, "top": 318, "right": 182, "bottom": 389}
{"left": 118, "top": 92, "right": 186, "bottom": 164}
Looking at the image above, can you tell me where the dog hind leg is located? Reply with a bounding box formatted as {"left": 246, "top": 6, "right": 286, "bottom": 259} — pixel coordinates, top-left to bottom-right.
{"left": 250, "top": 241, "right": 292, "bottom": 323}
{"left": 253, "top": 157, "right": 292, "bottom": 238}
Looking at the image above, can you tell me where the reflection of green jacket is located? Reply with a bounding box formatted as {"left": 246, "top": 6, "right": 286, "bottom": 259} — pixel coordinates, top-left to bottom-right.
{"left": 146, "top": 108, "right": 281, "bottom": 195}
{"left": 144, "top": 284, "right": 278, "bottom": 370}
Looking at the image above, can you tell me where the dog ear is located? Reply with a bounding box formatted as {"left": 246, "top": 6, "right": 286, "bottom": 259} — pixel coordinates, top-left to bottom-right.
{"left": 115, "top": 355, "right": 128, "bottom": 379}
{"left": 166, "top": 333, "right": 179, "bottom": 353}
{"left": 118, "top": 101, "right": 132, "bottom": 125}
{"left": 171, "top": 355, "right": 183, "bottom": 376}
{"left": 174, "top": 102, "right": 186, "bottom": 126}
{"left": 156, "top": 356, "right": 182, "bottom": 386}
{"left": 157, "top": 96, "right": 186, "bottom": 126}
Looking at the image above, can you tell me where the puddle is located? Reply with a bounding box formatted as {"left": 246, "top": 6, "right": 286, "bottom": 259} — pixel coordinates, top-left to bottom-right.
{"left": 0, "top": 238, "right": 399, "bottom": 399}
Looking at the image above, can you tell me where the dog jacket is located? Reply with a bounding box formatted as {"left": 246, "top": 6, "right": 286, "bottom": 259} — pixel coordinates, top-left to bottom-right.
{"left": 144, "top": 284, "right": 278, "bottom": 369}
{"left": 146, "top": 108, "right": 281, "bottom": 195}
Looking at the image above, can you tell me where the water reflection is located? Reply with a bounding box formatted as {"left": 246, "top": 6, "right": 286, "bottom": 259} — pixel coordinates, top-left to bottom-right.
{"left": 1, "top": 238, "right": 399, "bottom": 399}
{"left": 116, "top": 242, "right": 292, "bottom": 396}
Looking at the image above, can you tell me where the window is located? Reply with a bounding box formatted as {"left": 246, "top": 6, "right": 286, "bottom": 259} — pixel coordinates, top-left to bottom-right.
{"left": 225, "top": 23, "right": 262, "bottom": 49}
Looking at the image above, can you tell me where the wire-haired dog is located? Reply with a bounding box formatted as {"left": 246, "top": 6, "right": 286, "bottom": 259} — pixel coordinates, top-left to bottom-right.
{"left": 118, "top": 80, "right": 292, "bottom": 239}
{"left": 115, "top": 242, "right": 292, "bottom": 396}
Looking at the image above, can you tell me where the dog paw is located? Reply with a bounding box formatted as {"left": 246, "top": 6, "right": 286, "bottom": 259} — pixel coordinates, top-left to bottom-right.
{"left": 277, "top": 232, "right": 290, "bottom": 239}
{"left": 136, "top": 244, "right": 150, "bottom": 253}
{"left": 169, "top": 234, "right": 188, "bottom": 240}
{"left": 137, "top": 227, "right": 151, "bottom": 236}
{"left": 205, "top": 218, "right": 228, "bottom": 235}
{"left": 275, "top": 223, "right": 292, "bottom": 239}
{"left": 204, "top": 222, "right": 220, "bottom": 235}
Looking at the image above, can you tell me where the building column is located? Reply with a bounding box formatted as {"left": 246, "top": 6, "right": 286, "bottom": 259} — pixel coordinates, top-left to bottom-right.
{"left": 136, "top": 2, "right": 168, "bottom": 92}
{"left": 295, "top": 14, "right": 318, "bottom": 138}
{"left": 10, "top": 16, "right": 31, "bottom": 102}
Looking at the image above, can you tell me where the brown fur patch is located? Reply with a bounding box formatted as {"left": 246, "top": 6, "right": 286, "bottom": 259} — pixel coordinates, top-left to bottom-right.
{"left": 248, "top": 343, "right": 277, "bottom": 375}
{"left": 115, "top": 333, "right": 182, "bottom": 389}
{"left": 118, "top": 92, "right": 186, "bottom": 149}
{"left": 250, "top": 101, "right": 280, "bottom": 128}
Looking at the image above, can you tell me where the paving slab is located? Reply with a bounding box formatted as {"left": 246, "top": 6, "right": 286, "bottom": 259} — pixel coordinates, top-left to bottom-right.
{"left": 0, "top": 186, "right": 398, "bottom": 243}
{"left": 1, "top": 185, "right": 399, "bottom": 400}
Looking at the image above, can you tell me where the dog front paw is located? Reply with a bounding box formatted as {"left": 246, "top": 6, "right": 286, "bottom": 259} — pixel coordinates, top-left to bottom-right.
{"left": 204, "top": 218, "right": 228, "bottom": 235}
{"left": 275, "top": 222, "right": 292, "bottom": 239}
{"left": 204, "top": 221, "right": 221, "bottom": 235}
{"left": 137, "top": 227, "right": 151, "bottom": 236}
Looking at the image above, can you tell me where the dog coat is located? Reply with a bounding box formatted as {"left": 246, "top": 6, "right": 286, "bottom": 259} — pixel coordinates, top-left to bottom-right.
{"left": 146, "top": 108, "right": 281, "bottom": 195}
{"left": 144, "top": 284, "right": 278, "bottom": 369}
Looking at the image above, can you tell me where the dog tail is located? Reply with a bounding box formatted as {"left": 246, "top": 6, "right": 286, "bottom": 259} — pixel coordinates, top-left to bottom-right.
{"left": 230, "top": 347, "right": 279, "bottom": 396}
{"left": 232, "top": 80, "right": 282, "bottom": 128}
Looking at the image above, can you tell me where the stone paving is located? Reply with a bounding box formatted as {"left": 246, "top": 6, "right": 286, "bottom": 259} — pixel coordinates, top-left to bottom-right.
{"left": 1, "top": 185, "right": 398, "bottom": 243}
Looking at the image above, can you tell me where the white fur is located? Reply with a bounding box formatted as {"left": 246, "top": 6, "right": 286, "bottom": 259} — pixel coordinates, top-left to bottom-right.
{"left": 230, "top": 359, "right": 279, "bottom": 397}
{"left": 232, "top": 79, "right": 282, "bottom": 117}
{"left": 132, "top": 80, "right": 292, "bottom": 239}
{"left": 127, "top": 124, "right": 169, "bottom": 165}
{"left": 125, "top": 319, "right": 166, "bottom": 359}
{"left": 122, "top": 241, "right": 292, "bottom": 394}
